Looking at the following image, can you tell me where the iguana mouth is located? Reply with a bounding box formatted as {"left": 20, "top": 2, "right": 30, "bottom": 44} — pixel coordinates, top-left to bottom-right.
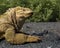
{"left": 27, "top": 12, "right": 33, "bottom": 18}
{"left": 29, "top": 12, "right": 33, "bottom": 16}
{"left": 26, "top": 12, "right": 33, "bottom": 18}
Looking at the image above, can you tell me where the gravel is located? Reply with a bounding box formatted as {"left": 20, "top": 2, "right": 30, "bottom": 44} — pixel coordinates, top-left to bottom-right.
{"left": 0, "top": 22, "right": 60, "bottom": 48}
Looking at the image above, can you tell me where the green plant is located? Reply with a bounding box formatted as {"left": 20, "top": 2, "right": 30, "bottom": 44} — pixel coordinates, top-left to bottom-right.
{"left": 0, "top": 0, "right": 59, "bottom": 22}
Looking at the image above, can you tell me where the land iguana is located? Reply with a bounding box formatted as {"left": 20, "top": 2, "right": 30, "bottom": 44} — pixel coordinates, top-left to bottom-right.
{"left": 0, "top": 6, "right": 42, "bottom": 44}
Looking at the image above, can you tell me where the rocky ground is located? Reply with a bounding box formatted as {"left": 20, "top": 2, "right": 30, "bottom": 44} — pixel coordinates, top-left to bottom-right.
{"left": 0, "top": 22, "right": 60, "bottom": 48}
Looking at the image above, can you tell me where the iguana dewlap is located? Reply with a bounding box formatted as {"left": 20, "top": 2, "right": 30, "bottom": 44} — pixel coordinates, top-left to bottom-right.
{"left": 0, "top": 6, "right": 42, "bottom": 44}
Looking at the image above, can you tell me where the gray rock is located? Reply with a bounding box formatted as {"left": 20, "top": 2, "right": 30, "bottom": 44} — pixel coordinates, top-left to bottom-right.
{"left": 0, "top": 22, "right": 60, "bottom": 48}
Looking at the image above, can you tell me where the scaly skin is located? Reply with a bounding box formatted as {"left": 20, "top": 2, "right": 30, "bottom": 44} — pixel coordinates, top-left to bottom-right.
{"left": 0, "top": 6, "right": 42, "bottom": 44}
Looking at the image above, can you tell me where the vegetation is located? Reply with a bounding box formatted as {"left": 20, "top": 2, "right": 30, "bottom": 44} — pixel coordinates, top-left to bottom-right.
{"left": 0, "top": 0, "right": 60, "bottom": 22}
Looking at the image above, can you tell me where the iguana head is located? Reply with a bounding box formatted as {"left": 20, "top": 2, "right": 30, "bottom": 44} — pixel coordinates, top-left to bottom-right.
{"left": 7, "top": 6, "right": 33, "bottom": 19}
{"left": 15, "top": 6, "right": 33, "bottom": 18}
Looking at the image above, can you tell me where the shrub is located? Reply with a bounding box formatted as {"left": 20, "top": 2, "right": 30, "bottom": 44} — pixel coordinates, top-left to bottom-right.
{"left": 0, "top": 0, "right": 59, "bottom": 22}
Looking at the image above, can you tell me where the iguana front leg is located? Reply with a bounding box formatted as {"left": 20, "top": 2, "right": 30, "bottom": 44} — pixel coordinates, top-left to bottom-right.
{"left": 4, "top": 28, "right": 42, "bottom": 44}
{"left": 4, "top": 28, "right": 15, "bottom": 43}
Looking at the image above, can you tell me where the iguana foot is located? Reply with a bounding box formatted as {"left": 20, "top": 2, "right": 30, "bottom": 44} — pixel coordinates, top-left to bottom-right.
{"left": 26, "top": 35, "right": 42, "bottom": 43}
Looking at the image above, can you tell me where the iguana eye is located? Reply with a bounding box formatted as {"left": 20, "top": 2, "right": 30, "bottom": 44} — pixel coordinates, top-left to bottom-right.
{"left": 23, "top": 9, "right": 25, "bottom": 11}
